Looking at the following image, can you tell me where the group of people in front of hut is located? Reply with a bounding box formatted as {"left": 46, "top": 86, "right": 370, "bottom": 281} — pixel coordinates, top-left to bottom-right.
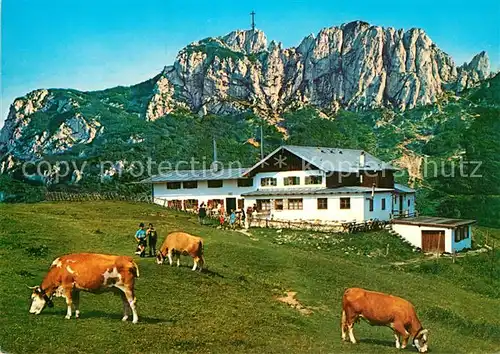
{"left": 197, "top": 202, "right": 258, "bottom": 229}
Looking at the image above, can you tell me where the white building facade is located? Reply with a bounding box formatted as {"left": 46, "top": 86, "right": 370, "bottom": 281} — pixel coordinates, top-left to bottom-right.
{"left": 392, "top": 217, "right": 474, "bottom": 253}
{"left": 147, "top": 145, "right": 416, "bottom": 223}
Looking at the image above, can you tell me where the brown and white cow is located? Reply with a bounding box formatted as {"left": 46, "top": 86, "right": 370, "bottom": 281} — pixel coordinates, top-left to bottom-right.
{"left": 341, "top": 287, "right": 429, "bottom": 352}
{"left": 156, "top": 232, "right": 204, "bottom": 271}
{"left": 29, "top": 253, "right": 140, "bottom": 323}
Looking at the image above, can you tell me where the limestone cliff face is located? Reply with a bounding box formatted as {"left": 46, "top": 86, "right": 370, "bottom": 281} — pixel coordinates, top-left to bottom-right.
{"left": 0, "top": 21, "right": 491, "bottom": 160}
{"left": 146, "top": 21, "right": 490, "bottom": 119}
{"left": 0, "top": 89, "right": 103, "bottom": 158}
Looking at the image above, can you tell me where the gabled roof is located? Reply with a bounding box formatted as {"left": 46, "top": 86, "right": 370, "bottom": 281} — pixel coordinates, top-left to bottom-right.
{"left": 394, "top": 184, "right": 416, "bottom": 193}
{"left": 244, "top": 145, "right": 396, "bottom": 175}
{"left": 143, "top": 168, "right": 247, "bottom": 183}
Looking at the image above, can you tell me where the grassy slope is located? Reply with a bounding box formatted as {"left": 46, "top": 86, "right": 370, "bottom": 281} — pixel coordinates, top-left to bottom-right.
{"left": 0, "top": 202, "right": 499, "bottom": 354}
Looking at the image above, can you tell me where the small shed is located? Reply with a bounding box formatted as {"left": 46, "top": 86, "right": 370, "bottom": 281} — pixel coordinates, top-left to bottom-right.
{"left": 392, "top": 216, "right": 476, "bottom": 253}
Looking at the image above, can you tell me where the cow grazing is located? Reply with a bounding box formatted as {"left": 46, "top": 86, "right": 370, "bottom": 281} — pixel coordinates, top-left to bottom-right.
{"left": 341, "top": 288, "right": 429, "bottom": 352}
{"left": 156, "top": 232, "right": 204, "bottom": 271}
{"left": 29, "top": 253, "right": 140, "bottom": 323}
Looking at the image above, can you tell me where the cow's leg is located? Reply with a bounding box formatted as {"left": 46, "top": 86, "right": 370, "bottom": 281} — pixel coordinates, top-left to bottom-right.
{"left": 348, "top": 323, "right": 357, "bottom": 344}
{"left": 73, "top": 290, "right": 80, "bottom": 318}
{"left": 64, "top": 288, "right": 73, "bottom": 319}
{"left": 167, "top": 251, "right": 173, "bottom": 266}
{"left": 392, "top": 322, "right": 409, "bottom": 349}
{"left": 341, "top": 310, "right": 348, "bottom": 341}
{"left": 120, "top": 291, "right": 130, "bottom": 321}
{"left": 393, "top": 333, "right": 401, "bottom": 349}
{"left": 117, "top": 286, "right": 138, "bottom": 324}
{"left": 344, "top": 310, "right": 358, "bottom": 344}
{"left": 176, "top": 253, "right": 181, "bottom": 267}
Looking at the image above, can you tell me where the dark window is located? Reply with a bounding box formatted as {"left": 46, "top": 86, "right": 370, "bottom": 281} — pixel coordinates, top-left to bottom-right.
{"left": 454, "top": 226, "right": 470, "bottom": 242}
{"left": 283, "top": 176, "right": 300, "bottom": 186}
{"left": 184, "top": 199, "right": 198, "bottom": 209}
{"left": 207, "top": 180, "right": 223, "bottom": 188}
{"left": 274, "top": 199, "right": 283, "bottom": 210}
{"left": 317, "top": 198, "right": 328, "bottom": 210}
{"left": 182, "top": 181, "right": 198, "bottom": 189}
{"left": 257, "top": 199, "right": 271, "bottom": 211}
{"left": 382, "top": 198, "right": 386, "bottom": 210}
{"left": 261, "top": 177, "right": 277, "bottom": 187}
{"left": 305, "top": 175, "right": 323, "bottom": 185}
{"left": 340, "top": 198, "right": 351, "bottom": 210}
{"left": 168, "top": 200, "right": 182, "bottom": 209}
{"left": 237, "top": 178, "right": 253, "bottom": 187}
{"left": 167, "top": 182, "right": 181, "bottom": 189}
{"left": 368, "top": 198, "right": 374, "bottom": 212}
{"left": 208, "top": 199, "right": 223, "bottom": 209}
{"left": 408, "top": 199, "right": 411, "bottom": 207}
{"left": 288, "top": 198, "right": 303, "bottom": 210}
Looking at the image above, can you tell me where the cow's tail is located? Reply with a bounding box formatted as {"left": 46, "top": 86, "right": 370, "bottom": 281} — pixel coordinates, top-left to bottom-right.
{"left": 130, "top": 261, "right": 140, "bottom": 278}
{"left": 198, "top": 239, "right": 205, "bottom": 267}
{"left": 199, "top": 240, "right": 204, "bottom": 255}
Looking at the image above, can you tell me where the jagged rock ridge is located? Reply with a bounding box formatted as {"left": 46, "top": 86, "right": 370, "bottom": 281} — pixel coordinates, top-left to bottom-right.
{"left": 153, "top": 21, "right": 490, "bottom": 118}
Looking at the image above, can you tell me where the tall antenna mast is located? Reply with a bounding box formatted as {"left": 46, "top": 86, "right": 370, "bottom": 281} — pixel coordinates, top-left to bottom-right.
{"left": 213, "top": 137, "right": 218, "bottom": 164}
{"left": 250, "top": 10, "right": 256, "bottom": 31}
{"left": 260, "top": 124, "right": 264, "bottom": 160}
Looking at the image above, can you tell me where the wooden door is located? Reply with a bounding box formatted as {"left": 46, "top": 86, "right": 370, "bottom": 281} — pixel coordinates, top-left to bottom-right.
{"left": 421, "top": 231, "right": 445, "bottom": 253}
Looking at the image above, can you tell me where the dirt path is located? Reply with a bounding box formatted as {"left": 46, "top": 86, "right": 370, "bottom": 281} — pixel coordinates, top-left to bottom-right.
{"left": 276, "top": 291, "right": 313, "bottom": 315}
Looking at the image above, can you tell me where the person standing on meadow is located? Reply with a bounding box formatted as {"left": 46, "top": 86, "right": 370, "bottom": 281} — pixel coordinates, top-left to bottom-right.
{"left": 246, "top": 205, "right": 253, "bottom": 229}
{"left": 146, "top": 223, "right": 158, "bottom": 257}
{"left": 134, "top": 223, "right": 147, "bottom": 257}
{"left": 198, "top": 202, "right": 207, "bottom": 225}
{"left": 229, "top": 209, "right": 237, "bottom": 229}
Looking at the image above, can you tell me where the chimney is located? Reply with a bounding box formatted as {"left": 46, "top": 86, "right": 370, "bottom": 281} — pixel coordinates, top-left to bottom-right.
{"left": 359, "top": 151, "right": 366, "bottom": 168}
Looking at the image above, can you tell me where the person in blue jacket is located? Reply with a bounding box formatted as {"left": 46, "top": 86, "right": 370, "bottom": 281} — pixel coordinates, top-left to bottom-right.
{"left": 134, "top": 223, "right": 147, "bottom": 257}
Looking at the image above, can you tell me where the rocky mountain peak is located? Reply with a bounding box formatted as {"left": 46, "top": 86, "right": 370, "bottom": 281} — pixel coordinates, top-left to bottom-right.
{"left": 467, "top": 51, "right": 490, "bottom": 80}
{"left": 221, "top": 29, "right": 268, "bottom": 54}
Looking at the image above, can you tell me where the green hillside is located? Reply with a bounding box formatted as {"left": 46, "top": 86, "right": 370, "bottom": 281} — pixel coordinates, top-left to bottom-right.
{"left": 0, "top": 201, "right": 499, "bottom": 353}
{"left": 2, "top": 74, "right": 500, "bottom": 226}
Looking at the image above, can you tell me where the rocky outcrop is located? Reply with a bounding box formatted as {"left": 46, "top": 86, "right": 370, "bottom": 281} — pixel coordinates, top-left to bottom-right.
{"left": 44, "top": 114, "right": 102, "bottom": 155}
{"left": 153, "top": 21, "right": 490, "bottom": 117}
{"left": 145, "top": 71, "right": 188, "bottom": 121}
{"left": 454, "top": 51, "right": 491, "bottom": 91}
{"left": 0, "top": 89, "right": 103, "bottom": 159}
{"left": 0, "top": 89, "right": 52, "bottom": 149}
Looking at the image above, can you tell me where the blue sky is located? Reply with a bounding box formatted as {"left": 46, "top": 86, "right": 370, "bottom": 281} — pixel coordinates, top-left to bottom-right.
{"left": 1, "top": 0, "right": 499, "bottom": 126}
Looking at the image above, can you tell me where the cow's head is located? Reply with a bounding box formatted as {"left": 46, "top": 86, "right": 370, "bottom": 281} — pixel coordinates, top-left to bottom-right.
{"left": 28, "top": 286, "right": 53, "bottom": 314}
{"left": 413, "top": 329, "right": 429, "bottom": 353}
{"left": 156, "top": 251, "right": 165, "bottom": 265}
